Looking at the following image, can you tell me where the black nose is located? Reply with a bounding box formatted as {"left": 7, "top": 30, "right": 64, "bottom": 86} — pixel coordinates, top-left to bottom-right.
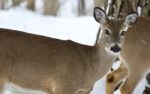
{"left": 110, "top": 44, "right": 121, "bottom": 53}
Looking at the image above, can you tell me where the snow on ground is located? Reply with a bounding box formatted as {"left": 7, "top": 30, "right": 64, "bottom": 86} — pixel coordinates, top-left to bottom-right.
{"left": 0, "top": 7, "right": 147, "bottom": 94}
{"left": 0, "top": 7, "right": 99, "bottom": 45}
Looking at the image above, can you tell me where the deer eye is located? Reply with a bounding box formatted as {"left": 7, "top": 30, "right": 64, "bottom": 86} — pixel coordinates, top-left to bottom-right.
{"left": 120, "top": 31, "right": 126, "bottom": 36}
{"left": 105, "top": 29, "right": 110, "bottom": 35}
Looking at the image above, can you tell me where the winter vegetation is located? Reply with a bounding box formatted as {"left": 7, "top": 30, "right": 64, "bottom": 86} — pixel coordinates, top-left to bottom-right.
{"left": 0, "top": 0, "right": 149, "bottom": 94}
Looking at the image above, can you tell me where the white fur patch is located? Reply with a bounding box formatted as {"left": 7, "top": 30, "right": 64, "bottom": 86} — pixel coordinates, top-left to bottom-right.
{"left": 98, "top": 26, "right": 103, "bottom": 42}
{"left": 3, "top": 83, "right": 47, "bottom": 94}
{"left": 125, "top": 13, "right": 138, "bottom": 27}
{"left": 124, "top": 26, "right": 129, "bottom": 31}
{"left": 137, "top": 7, "right": 141, "bottom": 16}
{"left": 75, "top": 89, "right": 88, "bottom": 94}
{"left": 141, "top": 39, "right": 146, "bottom": 44}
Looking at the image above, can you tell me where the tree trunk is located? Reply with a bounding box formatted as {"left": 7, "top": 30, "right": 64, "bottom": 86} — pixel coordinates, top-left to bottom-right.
{"left": 0, "top": 0, "right": 5, "bottom": 9}
{"left": 0, "top": 0, "right": 10, "bottom": 9}
{"left": 94, "top": 0, "right": 105, "bottom": 7}
{"left": 12, "top": 0, "right": 22, "bottom": 7}
{"left": 138, "top": 0, "right": 150, "bottom": 16}
{"left": 27, "top": 0, "right": 35, "bottom": 11}
{"left": 78, "top": 0, "right": 85, "bottom": 16}
{"left": 44, "top": 0, "right": 59, "bottom": 16}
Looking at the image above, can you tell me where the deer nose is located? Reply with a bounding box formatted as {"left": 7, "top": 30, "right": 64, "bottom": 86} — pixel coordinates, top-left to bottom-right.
{"left": 110, "top": 44, "right": 121, "bottom": 53}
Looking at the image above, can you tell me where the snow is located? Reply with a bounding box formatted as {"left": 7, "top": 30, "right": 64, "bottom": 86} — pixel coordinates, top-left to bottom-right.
{"left": 0, "top": 4, "right": 147, "bottom": 94}
{"left": 26, "top": 16, "right": 99, "bottom": 45}
{"left": 0, "top": 7, "right": 99, "bottom": 45}
{"left": 58, "top": 0, "right": 78, "bottom": 17}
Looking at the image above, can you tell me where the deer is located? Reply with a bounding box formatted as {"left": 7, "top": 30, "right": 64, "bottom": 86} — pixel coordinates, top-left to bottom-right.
{"left": 0, "top": 7, "right": 135, "bottom": 94}
{"left": 105, "top": 10, "right": 150, "bottom": 94}
{"left": 0, "top": 7, "right": 137, "bottom": 94}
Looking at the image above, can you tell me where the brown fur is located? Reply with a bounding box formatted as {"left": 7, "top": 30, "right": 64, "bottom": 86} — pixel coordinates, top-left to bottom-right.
{"left": 106, "top": 63, "right": 128, "bottom": 94}
{"left": 106, "top": 17, "right": 150, "bottom": 94}
{"left": 120, "top": 16, "right": 150, "bottom": 94}
{"left": 0, "top": 27, "right": 119, "bottom": 94}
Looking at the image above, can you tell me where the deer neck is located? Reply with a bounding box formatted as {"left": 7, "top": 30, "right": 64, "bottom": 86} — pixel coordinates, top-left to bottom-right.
{"left": 88, "top": 38, "right": 117, "bottom": 80}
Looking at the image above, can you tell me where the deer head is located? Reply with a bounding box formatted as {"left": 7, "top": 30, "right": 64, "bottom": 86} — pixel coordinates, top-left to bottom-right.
{"left": 93, "top": 7, "right": 138, "bottom": 54}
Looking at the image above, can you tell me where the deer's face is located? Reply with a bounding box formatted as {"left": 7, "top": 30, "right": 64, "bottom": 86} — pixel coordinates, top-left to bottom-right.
{"left": 93, "top": 7, "right": 138, "bottom": 54}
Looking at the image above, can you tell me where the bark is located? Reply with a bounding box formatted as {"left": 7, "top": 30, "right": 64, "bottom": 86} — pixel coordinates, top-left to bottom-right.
{"left": 94, "top": 0, "right": 105, "bottom": 7}
{"left": 27, "top": 0, "right": 35, "bottom": 11}
{"left": 0, "top": 0, "right": 10, "bottom": 9}
{"left": 138, "top": 0, "right": 150, "bottom": 16}
{"left": 44, "top": 0, "right": 59, "bottom": 16}
{"left": 0, "top": 0, "right": 5, "bottom": 9}
{"left": 78, "top": 0, "right": 86, "bottom": 16}
{"left": 12, "top": 0, "right": 22, "bottom": 7}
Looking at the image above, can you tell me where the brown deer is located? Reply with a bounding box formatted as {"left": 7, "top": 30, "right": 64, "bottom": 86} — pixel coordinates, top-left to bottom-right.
{"left": 106, "top": 13, "right": 150, "bottom": 94}
{"left": 0, "top": 7, "right": 136, "bottom": 94}
{"left": 105, "top": 0, "right": 150, "bottom": 94}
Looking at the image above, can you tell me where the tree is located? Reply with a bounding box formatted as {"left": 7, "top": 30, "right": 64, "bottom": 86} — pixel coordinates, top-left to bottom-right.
{"left": 27, "top": 0, "right": 35, "bottom": 11}
{"left": 12, "top": 0, "right": 22, "bottom": 7}
{"left": 0, "top": 0, "right": 10, "bottom": 10}
{"left": 94, "top": 0, "right": 105, "bottom": 7}
{"left": 137, "top": 0, "right": 150, "bottom": 16}
{"left": 44, "top": 0, "right": 59, "bottom": 16}
{"left": 78, "top": 0, "right": 86, "bottom": 16}
{"left": 0, "top": 0, "right": 5, "bottom": 9}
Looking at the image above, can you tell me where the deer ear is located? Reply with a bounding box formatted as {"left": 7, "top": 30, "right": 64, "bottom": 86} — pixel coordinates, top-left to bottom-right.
{"left": 93, "top": 7, "right": 108, "bottom": 24}
{"left": 124, "top": 12, "right": 138, "bottom": 27}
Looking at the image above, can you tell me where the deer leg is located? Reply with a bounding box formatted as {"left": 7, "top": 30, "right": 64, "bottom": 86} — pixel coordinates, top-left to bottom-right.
{"left": 106, "top": 62, "right": 128, "bottom": 94}
{"left": 120, "top": 69, "right": 144, "bottom": 94}
{"left": 0, "top": 78, "right": 7, "bottom": 94}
